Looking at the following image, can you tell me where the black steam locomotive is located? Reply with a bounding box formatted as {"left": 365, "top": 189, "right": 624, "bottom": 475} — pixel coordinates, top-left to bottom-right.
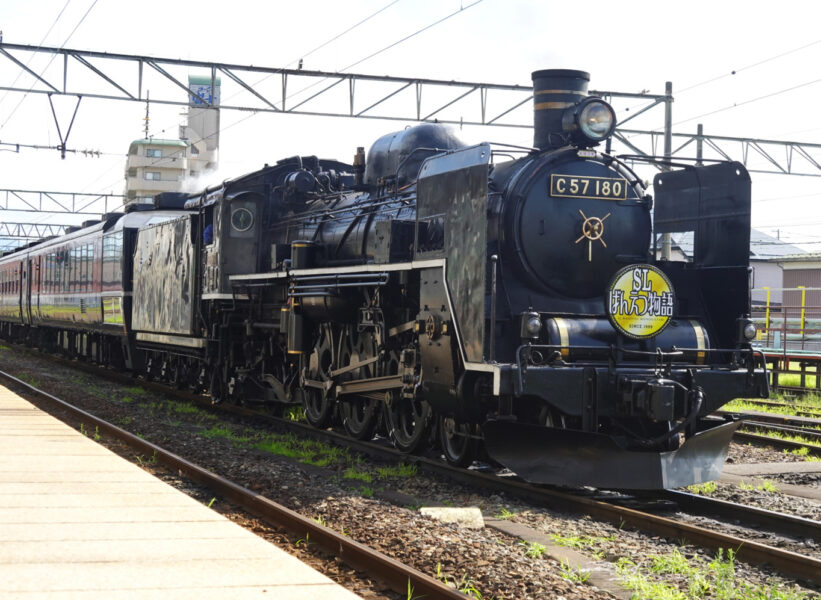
{"left": 0, "top": 69, "right": 768, "bottom": 489}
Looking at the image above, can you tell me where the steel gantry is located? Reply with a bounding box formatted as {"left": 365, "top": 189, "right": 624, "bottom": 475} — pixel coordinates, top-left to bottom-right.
{"left": 0, "top": 189, "right": 125, "bottom": 215}
{"left": 3, "top": 43, "right": 821, "bottom": 176}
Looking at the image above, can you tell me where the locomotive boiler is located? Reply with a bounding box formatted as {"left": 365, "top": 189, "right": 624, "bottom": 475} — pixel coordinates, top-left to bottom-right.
{"left": 0, "top": 68, "right": 769, "bottom": 489}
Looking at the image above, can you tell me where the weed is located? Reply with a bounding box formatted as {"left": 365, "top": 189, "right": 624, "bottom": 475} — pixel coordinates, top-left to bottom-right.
{"left": 559, "top": 559, "right": 591, "bottom": 584}
{"left": 17, "top": 373, "right": 40, "bottom": 387}
{"left": 171, "top": 402, "right": 202, "bottom": 415}
{"left": 343, "top": 467, "right": 373, "bottom": 483}
{"left": 757, "top": 479, "right": 779, "bottom": 493}
{"left": 93, "top": 426, "right": 102, "bottom": 441}
{"left": 135, "top": 450, "right": 158, "bottom": 466}
{"left": 312, "top": 515, "right": 326, "bottom": 527}
{"left": 550, "top": 533, "right": 614, "bottom": 551}
{"left": 120, "top": 396, "right": 134, "bottom": 404}
{"left": 358, "top": 486, "right": 374, "bottom": 498}
{"left": 456, "top": 575, "right": 482, "bottom": 599}
{"left": 616, "top": 547, "right": 811, "bottom": 600}
{"left": 441, "top": 498, "right": 454, "bottom": 507}
{"left": 124, "top": 385, "right": 147, "bottom": 396}
{"left": 521, "top": 541, "right": 546, "bottom": 559}
{"left": 496, "top": 507, "right": 517, "bottom": 520}
{"left": 200, "top": 425, "right": 249, "bottom": 445}
{"left": 79, "top": 423, "right": 87, "bottom": 436}
{"left": 284, "top": 405, "right": 305, "bottom": 422}
{"left": 376, "top": 462, "right": 418, "bottom": 478}
{"left": 650, "top": 548, "right": 691, "bottom": 575}
{"left": 117, "top": 416, "right": 133, "bottom": 426}
{"left": 0, "top": 343, "right": 10, "bottom": 351}
{"left": 739, "top": 480, "right": 755, "bottom": 491}
{"left": 253, "top": 434, "right": 349, "bottom": 468}
{"left": 434, "top": 563, "right": 449, "bottom": 585}
{"left": 295, "top": 533, "right": 313, "bottom": 548}
{"left": 686, "top": 481, "right": 717, "bottom": 495}
{"left": 207, "top": 497, "right": 216, "bottom": 508}
{"left": 747, "top": 427, "right": 821, "bottom": 449}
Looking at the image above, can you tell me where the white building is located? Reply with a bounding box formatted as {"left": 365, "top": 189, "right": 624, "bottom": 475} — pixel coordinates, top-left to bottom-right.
{"left": 124, "top": 75, "right": 220, "bottom": 205}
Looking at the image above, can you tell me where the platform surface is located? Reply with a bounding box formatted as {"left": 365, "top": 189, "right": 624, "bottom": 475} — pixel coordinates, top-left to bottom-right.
{"left": 0, "top": 384, "right": 361, "bottom": 599}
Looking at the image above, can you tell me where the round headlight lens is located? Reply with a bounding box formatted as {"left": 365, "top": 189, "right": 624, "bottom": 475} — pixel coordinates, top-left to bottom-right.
{"left": 743, "top": 322, "right": 757, "bottom": 341}
{"left": 578, "top": 100, "right": 616, "bottom": 141}
{"left": 525, "top": 315, "right": 542, "bottom": 337}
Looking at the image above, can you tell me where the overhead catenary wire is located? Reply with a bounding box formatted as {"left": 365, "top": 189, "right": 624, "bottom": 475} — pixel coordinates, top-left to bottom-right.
{"left": 0, "top": 0, "right": 73, "bottom": 110}
{"left": 0, "top": 0, "right": 99, "bottom": 131}
{"left": 622, "top": 36, "right": 821, "bottom": 134}
{"left": 112, "top": 0, "right": 407, "bottom": 183}
{"left": 96, "top": 0, "right": 485, "bottom": 193}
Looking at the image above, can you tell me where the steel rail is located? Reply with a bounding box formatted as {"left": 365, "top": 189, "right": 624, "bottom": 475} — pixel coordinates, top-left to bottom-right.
{"left": 742, "top": 420, "right": 821, "bottom": 441}
{"left": 658, "top": 490, "right": 821, "bottom": 543}
{"left": 2, "top": 348, "right": 821, "bottom": 584}
{"left": 733, "top": 430, "right": 821, "bottom": 457}
{"left": 0, "top": 369, "right": 467, "bottom": 600}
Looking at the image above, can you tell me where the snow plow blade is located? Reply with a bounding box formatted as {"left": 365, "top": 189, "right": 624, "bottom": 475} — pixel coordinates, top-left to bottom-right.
{"left": 482, "top": 418, "right": 741, "bottom": 490}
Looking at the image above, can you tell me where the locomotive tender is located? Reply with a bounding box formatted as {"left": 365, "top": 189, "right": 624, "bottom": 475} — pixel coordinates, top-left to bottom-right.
{"left": 0, "top": 69, "right": 768, "bottom": 489}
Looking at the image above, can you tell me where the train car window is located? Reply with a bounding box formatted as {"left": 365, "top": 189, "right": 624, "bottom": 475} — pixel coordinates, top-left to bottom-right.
{"left": 102, "top": 231, "right": 123, "bottom": 286}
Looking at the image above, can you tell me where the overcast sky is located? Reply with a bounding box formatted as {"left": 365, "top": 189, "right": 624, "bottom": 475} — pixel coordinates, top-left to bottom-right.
{"left": 0, "top": 0, "right": 819, "bottom": 252}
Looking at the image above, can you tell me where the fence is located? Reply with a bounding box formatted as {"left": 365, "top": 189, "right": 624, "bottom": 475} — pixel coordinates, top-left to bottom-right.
{"left": 751, "top": 287, "right": 821, "bottom": 394}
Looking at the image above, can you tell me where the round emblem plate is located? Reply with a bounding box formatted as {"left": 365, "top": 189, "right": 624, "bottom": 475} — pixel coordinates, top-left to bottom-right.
{"left": 606, "top": 264, "right": 675, "bottom": 339}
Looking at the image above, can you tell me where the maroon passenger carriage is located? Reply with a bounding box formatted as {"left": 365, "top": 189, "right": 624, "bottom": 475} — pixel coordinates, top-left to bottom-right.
{"left": 0, "top": 200, "right": 190, "bottom": 367}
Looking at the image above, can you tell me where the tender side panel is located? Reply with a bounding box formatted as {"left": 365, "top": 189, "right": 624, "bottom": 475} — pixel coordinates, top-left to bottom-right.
{"left": 132, "top": 215, "right": 197, "bottom": 336}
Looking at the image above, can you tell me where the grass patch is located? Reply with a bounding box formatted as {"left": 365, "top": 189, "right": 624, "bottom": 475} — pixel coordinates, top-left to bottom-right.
{"left": 722, "top": 397, "right": 821, "bottom": 418}
{"left": 123, "top": 385, "right": 148, "bottom": 396}
{"left": 616, "top": 548, "right": 811, "bottom": 599}
{"left": 252, "top": 433, "right": 349, "bottom": 468}
{"left": 738, "top": 479, "right": 779, "bottom": 493}
{"left": 170, "top": 402, "right": 203, "bottom": 415}
{"left": 199, "top": 425, "right": 250, "bottom": 445}
{"left": 560, "top": 559, "right": 591, "bottom": 583}
{"left": 376, "top": 462, "right": 418, "bottom": 478}
{"left": 495, "top": 507, "right": 517, "bottom": 520}
{"left": 745, "top": 427, "right": 821, "bottom": 449}
{"left": 0, "top": 343, "right": 10, "bottom": 351}
{"left": 16, "top": 372, "right": 40, "bottom": 387}
{"left": 343, "top": 467, "right": 373, "bottom": 483}
{"left": 521, "top": 541, "right": 546, "bottom": 559}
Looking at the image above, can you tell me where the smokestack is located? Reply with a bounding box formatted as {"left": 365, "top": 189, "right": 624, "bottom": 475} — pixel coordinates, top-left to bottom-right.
{"left": 532, "top": 69, "right": 589, "bottom": 150}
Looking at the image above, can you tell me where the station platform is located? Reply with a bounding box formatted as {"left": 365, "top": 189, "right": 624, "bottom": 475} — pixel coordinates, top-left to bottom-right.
{"left": 0, "top": 384, "right": 361, "bottom": 599}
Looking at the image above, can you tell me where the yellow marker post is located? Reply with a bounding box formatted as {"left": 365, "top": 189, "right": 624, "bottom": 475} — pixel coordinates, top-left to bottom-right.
{"left": 798, "top": 286, "right": 807, "bottom": 339}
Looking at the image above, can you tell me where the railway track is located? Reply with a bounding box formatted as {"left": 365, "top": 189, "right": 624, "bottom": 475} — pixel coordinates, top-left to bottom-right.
{"left": 724, "top": 398, "right": 821, "bottom": 419}
{"left": 1, "top": 354, "right": 820, "bottom": 587}
{"left": 715, "top": 409, "right": 821, "bottom": 456}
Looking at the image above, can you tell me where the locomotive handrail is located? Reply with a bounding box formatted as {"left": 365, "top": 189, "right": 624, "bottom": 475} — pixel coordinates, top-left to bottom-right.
{"left": 288, "top": 272, "right": 390, "bottom": 297}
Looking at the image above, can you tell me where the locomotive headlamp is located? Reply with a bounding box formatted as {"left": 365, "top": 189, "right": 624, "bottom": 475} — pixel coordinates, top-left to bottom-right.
{"left": 521, "top": 311, "right": 542, "bottom": 339}
{"left": 737, "top": 318, "right": 758, "bottom": 343}
{"left": 563, "top": 97, "right": 616, "bottom": 147}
